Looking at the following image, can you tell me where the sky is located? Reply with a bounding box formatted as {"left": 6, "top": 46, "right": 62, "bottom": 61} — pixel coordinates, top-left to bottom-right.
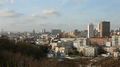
{"left": 0, "top": 0, "right": 120, "bottom": 32}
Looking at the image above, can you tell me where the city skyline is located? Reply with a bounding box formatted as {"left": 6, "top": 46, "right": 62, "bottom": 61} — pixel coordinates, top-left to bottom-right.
{"left": 0, "top": 0, "right": 120, "bottom": 32}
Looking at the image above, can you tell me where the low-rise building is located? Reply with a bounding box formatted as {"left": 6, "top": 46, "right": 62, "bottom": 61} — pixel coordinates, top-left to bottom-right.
{"left": 112, "top": 35, "right": 120, "bottom": 46}
{"left": 84, "top": 46, "right": 98, "bottom": 57}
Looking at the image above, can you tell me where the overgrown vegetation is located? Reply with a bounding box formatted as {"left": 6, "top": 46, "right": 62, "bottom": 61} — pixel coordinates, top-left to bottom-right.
{"left": 0, "top": 37, "right": 49, "bottom": 67}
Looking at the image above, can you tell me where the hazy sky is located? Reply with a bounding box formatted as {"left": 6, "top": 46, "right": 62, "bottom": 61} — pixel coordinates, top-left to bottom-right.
{"left": 0, "top": 0, "right": 120, "bottom": 32}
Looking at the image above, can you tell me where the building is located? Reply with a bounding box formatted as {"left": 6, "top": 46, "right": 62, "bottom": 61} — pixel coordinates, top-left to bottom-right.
{"left": 105, "top": 42, "right": 111, "bottom": 47}
{"left": 84, "top": 46, "right": 98, "bottom": 57}
{"left": 112, "top": 35, "right": 120, "bottom": 46}
{"left": 74, "top": 46, "right": 98, "bottom": 57}
{"left": 119, "top": 28, "right": 120, "bottom": 32}
{"left": 99, "top": 21, "right": 110, "bottom": 37}
{"left": 51, "top": 29, "right": 61, "bottom": 35}
{"left": 104, "top": 47, "right": 118, "bottom": 55}
{"left": 42, "top": 29, "right": 46, "bottom": 34}
{"left": 89, "top": 38, "right": 111, "bottom": 46}
{"left": 87, "top": 23, "right": 94, "bottom": 38}
{"left": 73, "top": 38, "right": 87, "bottom": 47}
{"left": 73, "top": 38, "right": 87, "bottom": 52}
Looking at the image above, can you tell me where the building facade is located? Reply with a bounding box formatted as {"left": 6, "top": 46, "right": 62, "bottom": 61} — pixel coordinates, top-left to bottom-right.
{"left": 112, "top": 35, "right": 120, "bottom": 46}
{"left": 51, "top": 29, "right": 61, "bottom": 35}
{"left": 88, "top": 23, "right": 94, "bottom": 38}
{"left": 99, "top": 21, "right": 110, "bottom": 37}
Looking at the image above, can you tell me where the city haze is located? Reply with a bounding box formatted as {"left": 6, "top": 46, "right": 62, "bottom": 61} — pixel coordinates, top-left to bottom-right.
{"left": 0, "top": 0, "right": 120, "bottom": 32}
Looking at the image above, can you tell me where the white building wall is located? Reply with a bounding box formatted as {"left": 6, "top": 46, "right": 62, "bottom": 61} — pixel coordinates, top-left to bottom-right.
{"left": 112, "top": 35, "right": 120, "bottom": 46}
{"left": 106, "top": 42, "right": 111, "bottom": 47}
{"left": 88, "top": 23, "right": 94, "bottom": 38}
{"left": 73, "top": 38, "right": 87, "bottom": 51}
{"left": 118, "top": 36, "right": 120, "bottom": 46}
{"left": 50, "top": 43, "right": 57, "bottom": 50}
{"left": 84, "top": 47, "right": 97, "bottom": 57}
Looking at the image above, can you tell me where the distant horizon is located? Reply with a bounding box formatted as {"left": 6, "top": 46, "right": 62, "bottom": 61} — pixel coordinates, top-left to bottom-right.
{"left": 0, "top": 22, "right": 119, "bottom": 33}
